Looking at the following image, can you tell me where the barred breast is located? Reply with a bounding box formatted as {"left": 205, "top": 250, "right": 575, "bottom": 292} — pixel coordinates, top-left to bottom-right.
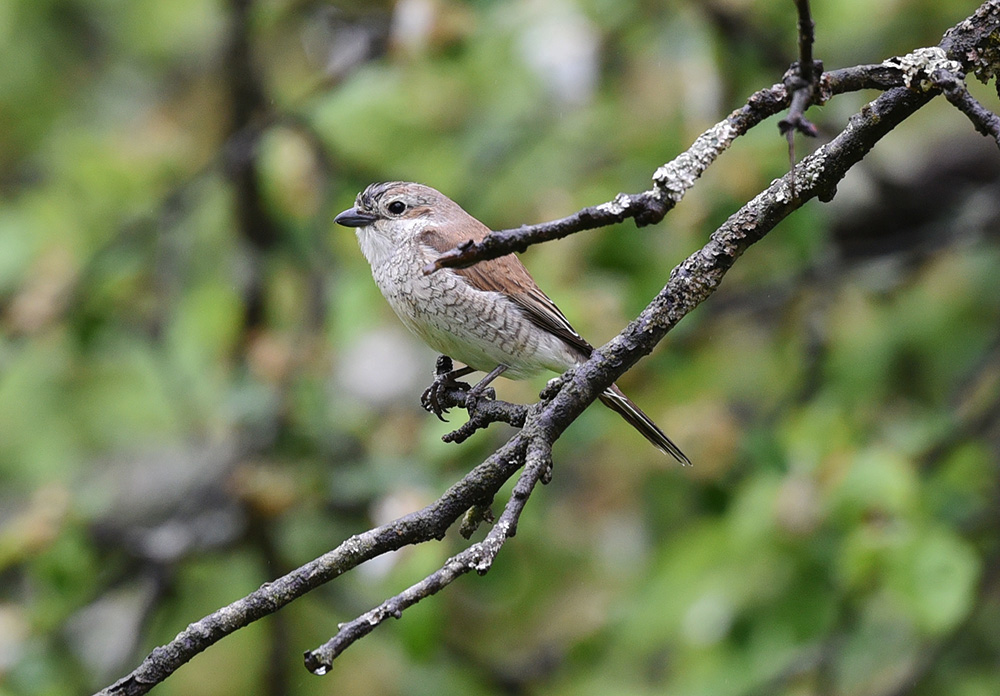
{"left": 370, "top": 239, "right": 578, "bottom": 380}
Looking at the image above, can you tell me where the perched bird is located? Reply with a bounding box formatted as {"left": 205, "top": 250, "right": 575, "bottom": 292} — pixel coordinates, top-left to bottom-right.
{"left": 335, "top": 181, "right": 688, "bottom": 463}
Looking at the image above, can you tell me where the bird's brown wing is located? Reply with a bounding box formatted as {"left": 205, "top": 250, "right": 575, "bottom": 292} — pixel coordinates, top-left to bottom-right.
{"left": 419, "top": 227, "right": 593, "bottom": 359}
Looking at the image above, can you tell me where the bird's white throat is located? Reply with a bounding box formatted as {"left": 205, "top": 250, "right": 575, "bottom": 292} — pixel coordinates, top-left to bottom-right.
{"left": 356, "top": 226, "right": 396, "bottom": 269}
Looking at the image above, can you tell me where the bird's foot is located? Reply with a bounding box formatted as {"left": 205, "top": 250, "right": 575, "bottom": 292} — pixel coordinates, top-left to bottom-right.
{"left": 420, "top": 356, "right": 473, "bottom": 421}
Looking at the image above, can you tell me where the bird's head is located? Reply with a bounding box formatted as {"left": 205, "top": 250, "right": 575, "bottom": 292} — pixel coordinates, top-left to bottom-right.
{"left": 335, "top": 182, "right": 473, "bottom": 267}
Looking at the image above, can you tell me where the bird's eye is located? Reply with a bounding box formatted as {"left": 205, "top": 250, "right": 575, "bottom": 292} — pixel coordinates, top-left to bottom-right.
{"left": 387, "top": 200, "right": 406, "bottom": 215}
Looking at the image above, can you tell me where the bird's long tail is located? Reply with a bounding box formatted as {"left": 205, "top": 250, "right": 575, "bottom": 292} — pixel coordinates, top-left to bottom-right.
{"left": 598, "top": 384, "right": 690, "bottom": 464}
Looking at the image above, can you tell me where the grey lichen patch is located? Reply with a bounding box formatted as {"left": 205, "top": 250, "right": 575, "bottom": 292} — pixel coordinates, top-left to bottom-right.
{"left": 799, "top": 153, "right": 827, "bottom": 189}
{"left": 596, "top": 192, "right": 633, "bottom": 216}
{"left": 885, "top": 46, "right": 964, "bottom": 91}
{"left": 652, "top": 119, "right": 739, "bottom": 203}
{"left": 773, "top": 178, "right": 793, "bottom": 205}
{"left": 773, "top": 152, "right": 827, "bottom": 204}
{"left": 472, "top": 521, "right": 508, "bottom": 573}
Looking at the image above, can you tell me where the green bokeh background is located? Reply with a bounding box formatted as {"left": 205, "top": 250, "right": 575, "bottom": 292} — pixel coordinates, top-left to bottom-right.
{"left": 1, "top": 1, "right": 999, "bottom": 695}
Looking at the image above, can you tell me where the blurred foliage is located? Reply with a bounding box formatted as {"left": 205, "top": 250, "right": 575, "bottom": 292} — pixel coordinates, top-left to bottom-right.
{"left": 1, "top": 0, "right": 999, "bottom": 695}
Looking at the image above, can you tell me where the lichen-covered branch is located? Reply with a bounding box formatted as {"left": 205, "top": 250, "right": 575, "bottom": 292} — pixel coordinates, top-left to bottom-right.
{"left": 537, "top": 86, "right": 934, "bottom": 441}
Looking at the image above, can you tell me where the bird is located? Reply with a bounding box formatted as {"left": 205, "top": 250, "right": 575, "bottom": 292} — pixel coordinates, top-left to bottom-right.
{"left": 334, "top": 181, "right": 689, "bottom": 463}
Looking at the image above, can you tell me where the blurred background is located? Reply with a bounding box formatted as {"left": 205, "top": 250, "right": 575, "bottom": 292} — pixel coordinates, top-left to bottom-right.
{"left": 2, "top": 0, "right": 999, "bottom": 694}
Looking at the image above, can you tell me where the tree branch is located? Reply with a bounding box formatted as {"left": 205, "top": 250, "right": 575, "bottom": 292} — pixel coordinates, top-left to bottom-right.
{"left": 526, "top": 87, "right": 936, "bottom": 455}
{"left": 426, "top": 1, "right": 1000, "bottom": 273}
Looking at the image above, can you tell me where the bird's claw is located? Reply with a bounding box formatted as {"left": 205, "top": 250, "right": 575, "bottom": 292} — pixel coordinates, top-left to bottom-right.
{"left": 421, "top": 356, "right": 500, "bottom": 423}
{"left": 420, "top": 384, "right": 449, "bottom": 420}
{"left": 421, "top": 372, "right": 470, "bottom": 421}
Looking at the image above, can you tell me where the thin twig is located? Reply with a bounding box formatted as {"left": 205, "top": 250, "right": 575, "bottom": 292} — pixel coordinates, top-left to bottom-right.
{"left": 441, "top": 392, "right": 529, "bottom": 443}
{"left": 794, "top": 0, "right": 816, "bottom": 82}
{"left": 778, "top": 0, "right": 821, "bottom": 139}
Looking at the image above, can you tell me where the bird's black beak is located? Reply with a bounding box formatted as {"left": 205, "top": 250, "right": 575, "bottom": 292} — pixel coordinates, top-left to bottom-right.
{"left": 334, "top": 207, "right": 377, "bottom": 228}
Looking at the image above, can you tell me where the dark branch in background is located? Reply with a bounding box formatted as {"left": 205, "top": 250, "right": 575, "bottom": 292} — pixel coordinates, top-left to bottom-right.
{"left": 95, "top": 3, "right": 1000, "bottom": 694}
{"left": 701, "top": 2, "right": 791, "bottom": 74}
{"left": 793, "top": 0, "right": 816, "bottom": 83}
{"left": 244, "top": 505, "right": 294, "bottom": 696}
{"left": 223, "top": 0, "right": 280, "bottom": 331}
{"left": 778, "top": 0, "right": 821, "bottom": 197}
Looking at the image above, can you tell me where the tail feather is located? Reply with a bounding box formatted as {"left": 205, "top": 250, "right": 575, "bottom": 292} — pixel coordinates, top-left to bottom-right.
{"left": 598, "top": 384, "right": 690, "bottom": 465}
